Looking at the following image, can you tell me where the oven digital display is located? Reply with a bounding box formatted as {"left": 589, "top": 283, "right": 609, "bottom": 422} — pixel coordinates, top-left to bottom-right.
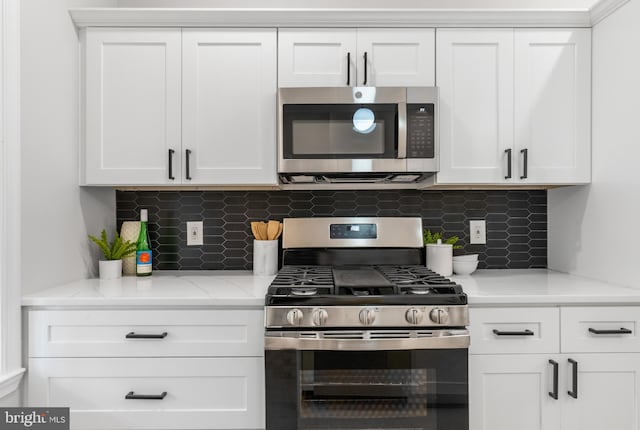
{"left": 330, "top": 224, "right": 377, "bottom": 239}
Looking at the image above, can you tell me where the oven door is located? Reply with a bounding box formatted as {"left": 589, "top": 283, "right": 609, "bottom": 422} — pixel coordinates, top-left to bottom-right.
{"left": 265, "top": 330, "right": 468, "bottom": 430}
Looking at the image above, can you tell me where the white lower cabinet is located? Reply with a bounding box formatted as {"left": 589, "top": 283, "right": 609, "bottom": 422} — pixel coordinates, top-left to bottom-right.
{"left": 28, "top": 357, "right": 264, "bottom": 430}
{"left": 26, "top": 309, "right": 265, "bottom": 430}
{"left": 470, "top": 306, "right": 640, "bottom": 430}
{"left": 470, "top": 355, "right": 561, "bottom": 430}
{"left": 471, "top": 353, "right": 640, "bottom": 430}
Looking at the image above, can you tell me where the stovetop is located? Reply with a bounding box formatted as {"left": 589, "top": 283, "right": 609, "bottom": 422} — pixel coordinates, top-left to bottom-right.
{"left": 266, "top": 265, "right": 466, "bottom": 306}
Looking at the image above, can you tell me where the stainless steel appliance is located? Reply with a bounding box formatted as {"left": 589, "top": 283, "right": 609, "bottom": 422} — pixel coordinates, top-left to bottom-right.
{"left": 264, "top": 217, "right": 469, "bottom": 430}
{"left": 278, "top": 87, "right": 438, "bottom": 185}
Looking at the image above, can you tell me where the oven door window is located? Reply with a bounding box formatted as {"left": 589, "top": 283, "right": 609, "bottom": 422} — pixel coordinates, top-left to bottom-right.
{"left": 266, "top": 349, "right": 468, "bottom": 430}
{"left": 282, "top": 104, "right": 398, "bottom": 159}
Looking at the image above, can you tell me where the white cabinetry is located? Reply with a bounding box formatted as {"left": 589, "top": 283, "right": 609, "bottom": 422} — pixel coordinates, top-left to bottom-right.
{"left": 81, "top": 28, "right": 277, "bottom": 186}
{"left": 81, "top": 28, "right": 182, "bottom": 185}
{"left": 469, "top": 306, "right": 640, "bottom": 430}
{"left": 436, "top": 28, "right": 591, "bottom": 185}
{"left": 182, "top": 29, "right": 277, "bottom": 185}
{"left": 27, "top": 308, "right": 265, "bottom": 430}
{"left": 278, "top": 28, "right": 435, "bottom": 87}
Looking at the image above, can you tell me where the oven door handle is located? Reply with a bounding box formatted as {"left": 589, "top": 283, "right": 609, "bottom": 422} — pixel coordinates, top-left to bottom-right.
{"left": 265, "top": 330, "right": 470, "bottom": 351}
{"left": 397, "top": 101, "right": 407, "bottom": 159}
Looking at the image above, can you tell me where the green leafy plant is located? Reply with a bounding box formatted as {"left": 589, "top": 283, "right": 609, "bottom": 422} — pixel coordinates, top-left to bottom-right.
{"left": 88, "top": 229, "right": 137, "bottom": 260}
{"left": 423, "top": 229, "right": 462, "bottom": 249}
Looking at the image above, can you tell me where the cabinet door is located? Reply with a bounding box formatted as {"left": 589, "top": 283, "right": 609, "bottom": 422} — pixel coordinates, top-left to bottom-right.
{"left": 436, "top": 29, "right": 515, "bottom": 184}
{"left": 278, "top": 29, "right": 356, "bottom": 87}
{"left": 469, "top": 355, "right": 561, "bottom": 430}
{"left": 182, "top": 29, "right": 277, "bottom": 184}
{"left": 515, "top": 29, "right": 591, "bottom": 184}
{"left": 82, "top": 28, "right": 181, "bottom": 185}
{"left": 356, "top": 29, "right": 435, "bottom": 86}
{"left": 561, "top": 354, "right": 640, "bottom": 430}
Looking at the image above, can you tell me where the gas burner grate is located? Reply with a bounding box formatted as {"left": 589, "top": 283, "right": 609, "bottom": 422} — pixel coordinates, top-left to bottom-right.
{"left": 270, "top": 266, "right": 334, "bottom": 296}
{"left": 376, "top": 265, "right": 461, "bottom": 295}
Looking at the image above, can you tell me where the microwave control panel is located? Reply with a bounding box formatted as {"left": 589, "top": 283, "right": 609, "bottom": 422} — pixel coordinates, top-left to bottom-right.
{"left": 406, "top": 103, "right": 435, "bottom": 159}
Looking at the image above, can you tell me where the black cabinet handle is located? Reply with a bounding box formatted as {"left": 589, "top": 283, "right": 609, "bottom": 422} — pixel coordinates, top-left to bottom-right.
{"left": 548, "top": 359, "right": 558, "bottom": 400}
{"left": 505, "top": 148, "right": 512, "bottom": 179}
{"left": 168, "top": 149, "right": 175, "bottom": 180}
{"left": 568, "top": 359, "right": 578, "bottom": 399}
{"left": 520, "top": 148, "right": 528, "bottom": 179}
{"left": 492, "top": 329, "right": 534, "bottom": 336}
{"left": 125, "top": 391, "right": 167, "bottom": 400}
{"left": 346, "top": 52, "right": 351, "bottom": 86}
{"left": 185, "top": 149, "right": 192, "bottom": 180}
{"left": 125, "top": 332, "right": 168, "bottom": 339}
{"left": 589, "top": 327, "right": 632, "bottom": 335}
{"left": 363, "top": 51, "right": 368, "bottom": 85}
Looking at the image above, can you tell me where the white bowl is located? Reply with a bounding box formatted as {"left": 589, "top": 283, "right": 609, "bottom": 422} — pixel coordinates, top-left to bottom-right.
{"left": 453, "top": 260, "right": 478, "bottom": 275}
{"left": 452, "top": 254, "right": 479, "bottom": 262}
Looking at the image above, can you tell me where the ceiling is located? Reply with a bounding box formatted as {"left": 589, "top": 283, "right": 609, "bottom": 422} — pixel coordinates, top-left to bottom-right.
{"left": 113, "top": 0, "right": 602, "bottom": 10}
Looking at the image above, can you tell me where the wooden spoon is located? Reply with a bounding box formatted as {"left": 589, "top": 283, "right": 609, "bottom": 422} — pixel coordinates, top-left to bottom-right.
{"left": 275, "top": 223, "right": 283, "bottom": 240}
{"left": 258, "top": 222, "right": 268, "bottom": 241}
{"left": 267, "top": 220, "right": 279, "bottom": 240}
{"left": 250, "top": 222, "right": 261, "bottom": 240}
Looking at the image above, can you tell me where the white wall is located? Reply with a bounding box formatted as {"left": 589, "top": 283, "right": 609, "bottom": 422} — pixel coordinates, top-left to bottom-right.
{"left": 548, "top": 0, "right": 640, "bottom": 287}
{"left": 21, "top": 0, "right": 117, "bottom": 294}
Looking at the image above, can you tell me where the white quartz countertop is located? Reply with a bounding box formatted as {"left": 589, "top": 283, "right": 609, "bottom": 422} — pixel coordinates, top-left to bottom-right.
{"left": 454, "top": 269, "right": 640, "bottom": 306}
{"left": 22, "top": 269, "right": 640, "bottom": 308}
{"left": 22, "top": 271, "right": 274, "bottom": 307}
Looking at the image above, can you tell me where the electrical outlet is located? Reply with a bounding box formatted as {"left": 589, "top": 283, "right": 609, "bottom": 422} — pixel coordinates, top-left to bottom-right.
{"left": 187, "top": 221, "right": 203, "bottom": 246}
{"left": 469, "top": 220, "right": 486, "bottom": 244}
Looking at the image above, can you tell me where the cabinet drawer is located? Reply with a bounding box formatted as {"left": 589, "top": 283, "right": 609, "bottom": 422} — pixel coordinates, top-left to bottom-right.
{"left": 28, "top": 357, "right": 264, "bottom": 430}
{"left": 29, "top": 309, "right": 264, "bottom": 358}
{"left": 469, "top": 307, "right": 560, "bottom": 354}
{"left": 561, "top": 306, "right": 640, "bottom": 353}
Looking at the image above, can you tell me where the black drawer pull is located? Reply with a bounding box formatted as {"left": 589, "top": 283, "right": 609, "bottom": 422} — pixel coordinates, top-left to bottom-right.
{"left": 125, "top": 391, "right": 167, "bottom": 400}
{"left": 548, "top": 359, "right": 558, "bottom": 400}
{"left": 126, "top": 332, "right": 168, "bottom": 339}
{"left": 492, "top": 329, "right": 534, "bottom": 336}
{"left": 168, "top": 149, "right": 175, "bottom": 180}
{"left": 568, "top": 359, "right": 578, "bottom": 399}
{"left": 589, "top": 327, "right": 632, "bottom": 335}
{"left": 504, "top": 148, "right": 512, "bottom": 179}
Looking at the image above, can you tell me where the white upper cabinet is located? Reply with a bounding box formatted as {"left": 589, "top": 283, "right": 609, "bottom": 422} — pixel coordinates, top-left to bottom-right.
{"left": 436, "top": 28, "right": 591, "bottom": 185}
{"left": 278, "top": 28, "right": 435, "bottom": 87}
{"left": 515, "top": 29, "right": 591, "bottom": 184}
{"left": 278, "top": 29, "right": 357, "bottom": 87}
{"left": 436, "top": 29, "right": 515, "bottom": 184}
{"left": 82, "top": 28, "right": 182, "bottom": 185}
{"left": 82, "top": 28, "right": 277, "bottom": 186}
{"left": 182, "top": 29, "right": 277, "bottom": 185}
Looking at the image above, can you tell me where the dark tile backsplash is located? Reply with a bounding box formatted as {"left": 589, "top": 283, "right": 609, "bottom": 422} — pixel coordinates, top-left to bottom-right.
{"left": 116, "top": 190, "right": 547, "bottom": 270}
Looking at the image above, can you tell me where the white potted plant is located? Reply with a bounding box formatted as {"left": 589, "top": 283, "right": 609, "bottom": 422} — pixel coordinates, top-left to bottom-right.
{"left": 88, "top": 229, "right": 137, "bottom": 280}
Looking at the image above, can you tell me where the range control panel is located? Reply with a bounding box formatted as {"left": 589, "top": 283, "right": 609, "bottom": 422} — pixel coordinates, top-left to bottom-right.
{"left": 330, "top": 224, "right": 377, "bottom": 239}
{"left": 406, "top": 103, "right": 435, "bottom": 159}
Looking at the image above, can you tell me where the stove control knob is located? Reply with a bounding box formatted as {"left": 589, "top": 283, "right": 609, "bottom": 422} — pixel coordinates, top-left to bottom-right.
{"left": 405, "top": 308, "right": 424, "bottom": 325}
{"left": 359, "top": 308, "right": 377, "bottom": 326}
{"left": 429, "top": 307, "right": 449, "bottom": 325}
{"left": 312, "top": 309, "right": 329, "bottom": 326}
{"left": 286, "top": 309, "right": 304, "bottom": 326}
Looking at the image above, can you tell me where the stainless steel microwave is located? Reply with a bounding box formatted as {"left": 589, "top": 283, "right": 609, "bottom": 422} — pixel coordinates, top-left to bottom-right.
{"left": 277, "top": 87, "right": 438, "bottom": 185}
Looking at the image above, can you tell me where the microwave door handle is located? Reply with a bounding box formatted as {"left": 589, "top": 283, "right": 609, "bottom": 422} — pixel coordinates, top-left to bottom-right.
{"left": 397, "top": 102, "right": 407, "bottom": 159}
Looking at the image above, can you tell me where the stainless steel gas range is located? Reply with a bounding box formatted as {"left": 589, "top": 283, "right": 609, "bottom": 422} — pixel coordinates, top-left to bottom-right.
{"left": 264, "top": 217, "right": 469, "bottom": 430}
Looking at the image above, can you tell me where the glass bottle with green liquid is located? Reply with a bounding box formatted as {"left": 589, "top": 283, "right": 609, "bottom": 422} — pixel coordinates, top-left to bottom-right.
{"left": 136, "top": 209, "right": 152, "bottom": 276}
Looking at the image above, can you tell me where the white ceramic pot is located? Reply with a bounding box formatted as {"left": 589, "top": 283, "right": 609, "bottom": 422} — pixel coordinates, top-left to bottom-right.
{"left": 253, "top": 240, "right": 278, "bottom": 276}
{"left": 99, "top": 259, "right": 122, "bottom": 280}
{"left": 426, "top": 243, "right": 453, "bottom": 276}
